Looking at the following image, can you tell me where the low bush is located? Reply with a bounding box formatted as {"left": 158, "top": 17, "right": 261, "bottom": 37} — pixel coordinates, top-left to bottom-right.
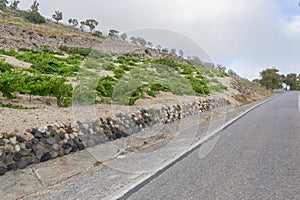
{"left": 0, "top": 102, "right": 37, "bottom": 109}
{"left": 113, "top": 68, "right": 125, "bottom": 79}
{"left": 102, "top": 62, "right": 116, "bottom": 71}
{"left": 96, "top": 76, "right": 117, "bottom": 97}
{"left": 22, "top": 11, "right": 45, "bottom": 24}
{"left": 0, "top": 59, "right": 13, "bottom": 72}
{"left": 59, "top": 46, "right": 92, "bottom": 57}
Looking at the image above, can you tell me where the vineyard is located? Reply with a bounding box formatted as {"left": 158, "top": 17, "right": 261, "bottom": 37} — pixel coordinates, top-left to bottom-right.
{"left": 0, "top": 46, "right": 228, "bottom": 108}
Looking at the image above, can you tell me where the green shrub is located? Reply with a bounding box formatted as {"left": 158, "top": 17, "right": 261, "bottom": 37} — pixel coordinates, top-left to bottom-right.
{"left": 59, "top": 46, "right": 92, "bottom": 57}
{"left": 185, "top": 75, "right": 209, "bottom": 95}
{"left": 96, "top": 76, "right": 116, "bottom": 97}
{"left": 179, "top": 64, "right": 196, "bottom": 75}
{"left": 0, "top": 59, "right": 13, "bottom": 72}
{"left": 119, "top": 64, "right": 132, "bottom": 71}
{"left": 153, "top": 57, "right": 179, "bottom": 70}
{"left": 210, "top": 83, "right": 228, "bottom": 92}
{"left": 149, "top": 83, "right": 169, "bottom": 92}
{"left": 92, "top": 31, "right": 103, "bottom": 37}
{"left": 0, "top": 49, "right": 17, "bottom": 57}
{"left": 23, "top": 11, "right": 46, "bottom": 24}
{"left": 73, "top": 84, "right": 97, "bottom": 105}
{"left": 114, "top": 68, "right": 125, "bottom": 79}
{"left": 0, "top": 102, "right": 37, "bottom": 109}
{"left": 18, "top": 47, "right": 37, "bottom": 53}
{"left": 88, "top": 50, "right": 111, "bottom": 59}
{"left": 102, "top": 62, "right": 116, "bottom": 71}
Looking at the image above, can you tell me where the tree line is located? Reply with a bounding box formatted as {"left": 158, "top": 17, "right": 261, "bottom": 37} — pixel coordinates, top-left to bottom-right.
{"left": 255, "top": 68, "right": 300, "bottom": 90}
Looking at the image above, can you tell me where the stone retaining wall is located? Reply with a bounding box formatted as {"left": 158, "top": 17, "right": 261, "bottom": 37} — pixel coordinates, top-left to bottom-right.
{"left": 0, "top": 98, "right": 230, "bottom": 176}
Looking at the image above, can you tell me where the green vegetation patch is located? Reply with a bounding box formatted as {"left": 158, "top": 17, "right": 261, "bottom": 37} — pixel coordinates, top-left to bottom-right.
{"left": 59, "top": 45, "right": 92, "bottom": 57}
{"left": 0, "top": 102, "right": 37, "bottom": 109}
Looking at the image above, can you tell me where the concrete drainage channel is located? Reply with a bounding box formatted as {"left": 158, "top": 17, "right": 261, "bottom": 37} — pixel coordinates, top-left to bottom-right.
{"left": 0, "top": 95, "right": 279, "bottom": 200}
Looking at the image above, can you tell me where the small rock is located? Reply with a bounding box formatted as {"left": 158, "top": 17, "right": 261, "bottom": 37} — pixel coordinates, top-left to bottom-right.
{"left": 82, "top": 123, "right": 89, "bottom": 130}
{"left": 55, "top": 122, "right": 61, "bottom": 128}
{"left": 33, "top": 157, "right": 40, "bottom": 164}
{"left": 50, "top": 151, "right": 58, "bottom": 159}
{"left": 19, "top": 142, "right": 25, "bottom": 149}
{"left": 13, "top": 153, "right": 22, "bottom": 162}
{"left": 4, "top": 146, "right": 13, "bottom": 154}
{"left": 64, "top": 147, "right": 72, "bottom": 155}
{"left": 0, "top": 155, "right": 7, "bottom": 165}
{"left": 62, "top": 143, "right": 70, "bottom": 149}
{"left": 116, "top": 112, "right": 126, "bottom": 118}
{"left": 18, "top": 158, "right": 33, "bottom": 169}
{"left": 77, "top": 143, "right": 85, "bottom": 151}
{"left": 71, "top": 122, "right": 78, "bottom": 129}
{"left": 31, "top": 128, "right": 38, "bottom": 135}
{"left": 25, "top": 142, "right": 33, "bottom": 149}
{"left": 67, "top": 139, "right": 75, "bottom": 146}
{"left": 73, "top": 132, "right": 78, "bottom": 137}
{"left": 39, "top": 137, "right": 47, "bottom": 144}
{"left": 0, "top": 139, "right": 5, "bottom": 147}
{"left": 40, "top": 152, "right": 51, "bottom": 162}
{"left": 34, "top": 132, "right": 43, "bottom": 139}
{"left": 46, "top": 136, "right": 59, "bottom": 145}
{"left": 16, "top": 136, "right": 25, "bottom": 143}
{"left": 7, "top": 163, "right": 18, "bottom": 171}
{"left": 31, "top": 146, "right": 38, "bottom": 156}
{"left": 71, "top": 144, "right": 78, "bottom": 153}
{"left": 10, "top": 137, "right": 17, "bottom": 145}
{"left": 38, "top": 126, "right": 46, "bottom": 134}
{"left": 19, "top": 149, "right": 30, "bottom": 156}
{"left": 0, "top": 133, "right": 3, "bottom": 139}
{"left": 31, "top": 138, "right": 38, "bottom": 145}
{"left": 52, "top": 143, "right": 60, "bottom": 151}
{"left": 0, "top": 167, "right": 7, "bottom": 176}
{"left": 78, "top": 131, "right": 84, "bottom": 136}
{"left": 50, "top": 130, "right": 56, "bottom": 137}
{"left": 15, "top": 145, "right": 21, "bottom": 152}
{"left": 64, "top": 134, "right": 70, "bottom": 140}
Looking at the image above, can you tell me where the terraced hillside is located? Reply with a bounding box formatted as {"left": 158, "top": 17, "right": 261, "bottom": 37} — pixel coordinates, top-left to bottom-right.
{"left": 0, "top": 9, "right": 272, "bottom": 138}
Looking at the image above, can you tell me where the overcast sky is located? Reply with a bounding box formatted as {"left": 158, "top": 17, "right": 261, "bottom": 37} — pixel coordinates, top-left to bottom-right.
{"left": 19, "top": 0, "right": 300, "bottom": 80}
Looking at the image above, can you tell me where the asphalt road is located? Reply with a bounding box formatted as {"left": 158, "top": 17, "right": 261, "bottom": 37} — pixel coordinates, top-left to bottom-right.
{"left": 124, "top": 92, "right": 300, "bottom": 199}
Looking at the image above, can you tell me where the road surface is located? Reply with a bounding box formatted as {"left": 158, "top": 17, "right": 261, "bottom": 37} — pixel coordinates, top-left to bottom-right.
{"left": 123, "top": 91, "right": 300, "bottom": 199}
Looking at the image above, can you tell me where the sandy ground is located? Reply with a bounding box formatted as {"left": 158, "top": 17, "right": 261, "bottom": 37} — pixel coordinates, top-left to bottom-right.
{"left": 0, "top": 91, "right": 221, "bottom": 137}
{"left": 0, "top": 55, "right": 32, "bottom": 68}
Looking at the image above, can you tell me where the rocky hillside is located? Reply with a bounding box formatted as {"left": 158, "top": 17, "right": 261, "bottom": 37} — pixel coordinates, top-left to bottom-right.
{"left": 0, "top": 12, "right": 272, "bottom": 132}
{"left": 0, "top": 10, "right": 274, "bottom": 177}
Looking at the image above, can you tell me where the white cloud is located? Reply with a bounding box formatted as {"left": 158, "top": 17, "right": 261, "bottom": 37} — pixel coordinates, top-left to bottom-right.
{"left": 284, "top": 15, "right": 300, "bottom": 38}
